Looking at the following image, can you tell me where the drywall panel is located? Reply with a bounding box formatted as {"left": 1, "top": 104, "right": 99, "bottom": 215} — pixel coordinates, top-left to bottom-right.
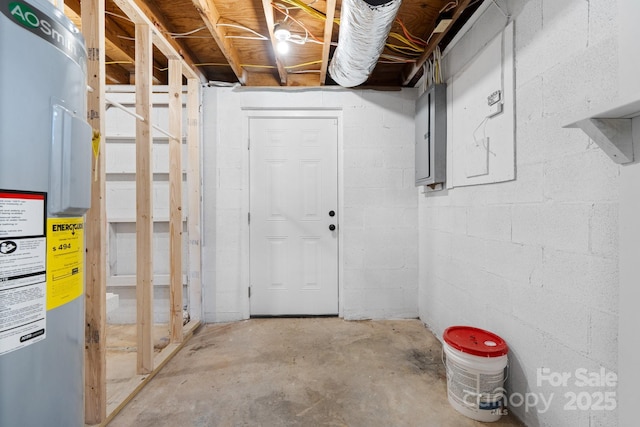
{"left": 448, "top": 21, "right": 514, "bottom": 187}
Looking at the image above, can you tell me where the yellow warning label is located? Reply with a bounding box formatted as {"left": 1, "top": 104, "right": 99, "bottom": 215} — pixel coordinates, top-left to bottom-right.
{"left": 92, "top": 129, "right": 101, "bottom": 158}
{"left": 46, "top": 217, "right": 84, "bottom": 310}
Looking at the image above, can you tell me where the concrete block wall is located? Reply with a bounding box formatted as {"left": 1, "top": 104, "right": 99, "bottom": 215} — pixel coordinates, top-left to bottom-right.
{"left": 419, "top": 1, "right": 620, "bottom": 426}
{"left": 104, "top": 88, "right": 190, "bottom": 324}
{"left": 201, "top": 87, "right": 418, "bottom": 322}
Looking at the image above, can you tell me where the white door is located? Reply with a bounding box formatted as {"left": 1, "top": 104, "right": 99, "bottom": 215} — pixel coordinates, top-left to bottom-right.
{"left": 249, "top": 117, "right": 338, "bottom": 315}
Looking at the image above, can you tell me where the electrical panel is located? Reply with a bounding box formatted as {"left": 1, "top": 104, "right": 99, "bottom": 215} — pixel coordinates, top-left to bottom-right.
{"left": 415, "top": 83, "right": 447, "bottom": 187}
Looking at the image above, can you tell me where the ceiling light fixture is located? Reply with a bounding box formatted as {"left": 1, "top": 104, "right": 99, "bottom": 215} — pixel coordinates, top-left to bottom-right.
{"left": 274, "top": 22, "right": 291, "bottom": 41}
{"left": 274, "top": 22, "right": 291, "bottom": 55}
{"left": 277, "top": 40, "right": 290, "bottom": 54}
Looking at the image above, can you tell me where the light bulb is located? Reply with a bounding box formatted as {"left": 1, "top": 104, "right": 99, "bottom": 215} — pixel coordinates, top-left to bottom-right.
{"left": 277, "top": 40, "right": 289, "bottom": 55}
{"left": 274, "top": 23, "right": 291, "bottom": 41}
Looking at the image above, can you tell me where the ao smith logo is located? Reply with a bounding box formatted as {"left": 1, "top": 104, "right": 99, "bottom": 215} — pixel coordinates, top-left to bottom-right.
{"left": 52, "top": 223, "right": 84, "bottom": 233}
{"left": 2, "top": 0, "right": 86, "bottom": 67}
{"left": 9, "top": 2, "right": 41, "bottom": 28}
{"left": 10, "top": 2, "right": 71, "bottom": 46}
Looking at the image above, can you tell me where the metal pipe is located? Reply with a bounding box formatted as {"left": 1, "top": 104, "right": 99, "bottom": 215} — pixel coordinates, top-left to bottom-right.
{"left": 105, "top": 97, "right": 179, "bottom": 140}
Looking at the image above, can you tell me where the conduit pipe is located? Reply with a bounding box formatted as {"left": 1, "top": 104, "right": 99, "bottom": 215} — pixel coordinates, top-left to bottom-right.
{"left": 329, "top": 0, "right": 402, "bottom": 87}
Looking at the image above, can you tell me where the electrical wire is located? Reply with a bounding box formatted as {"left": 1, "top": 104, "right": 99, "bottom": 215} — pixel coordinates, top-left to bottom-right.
{"left": 386, "top": 44, "right": 423, "bottom": 57}
{"left": 217, "top": 23, "right": 269, "bottom": 40}
{"left": 395, "top": 18, "right": 427, "bottom": 47}
{"left": 387, "top": 33, "right": 425, "bottom": 53}
{"left": 440, "top": 0, "right": 458, "bottom": 14}
{"left": 105, "top": 61, "right": 176, "bottom": 74}
{"left": 379, "top": 53, "right": 416, "bottom": 63}
{"left": 194, "top": 63, "right": 233, "bottom": 67}
{"left": 279, "top": 0, "right": 339, "bottom": 24}
{"left": 105, "top": 10, "right": 131, "bottom": 22}
{"left": 472, "top": 116, "right": 496, "bottom": 156}
{"left": 272, "top": 2, "right": 323, "bottom": 43}
{"left": 193, "top": 60, "right": 323, "bottom": 71}
{"left": 285, "top": 59, "right": 322, "bottom": 69}
{"left": 164, "top": 26, "right": 208, "bottom": 37}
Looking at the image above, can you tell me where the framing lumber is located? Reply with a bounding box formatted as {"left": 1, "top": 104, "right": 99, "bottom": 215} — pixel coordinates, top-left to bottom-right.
{"left": 65, "top": 0, "right": 166, "bottom": 83}
{"left": 135, "top": 23, "right": 154, "bottom": 375}
{"left": 129, "top": 0, "right": 206, "bottom": 83}
{"left": 261, "top": 0, "right": 288, "bottom": 85}
{"left": 103, "top": 321, "right": 201, "bottom": 425}
{"left": 319, "top": 0, "right": 337, "bottom": 85}
{"left": 187, "top": 78, "right": 202, "bottom": 322}
{"left": 190, "top": 0, "right": 245, "bottom": 84}
{"left": 243, "top": 71, "right": 280, "bottom": 87}
{"left": 82, "top": 0, "right": 107, "bottom": 423}
{"left": 401, "top": 0, "right": 472, "bottom": 86}
{"left": 113, "top": 0, "right": 200, "bottom": 80}
{"left": 168, "top": 59, "right": 184, "bottom": 343}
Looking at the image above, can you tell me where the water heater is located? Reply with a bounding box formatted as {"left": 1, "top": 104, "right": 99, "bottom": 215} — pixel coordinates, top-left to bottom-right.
{"left": 0, "top": 0, "right": 90, "bottom": 425}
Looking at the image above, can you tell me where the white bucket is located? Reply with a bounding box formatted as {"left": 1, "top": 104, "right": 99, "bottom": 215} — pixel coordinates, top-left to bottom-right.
{"left": 443, "top": 326, "right": 508, "bottom": 423}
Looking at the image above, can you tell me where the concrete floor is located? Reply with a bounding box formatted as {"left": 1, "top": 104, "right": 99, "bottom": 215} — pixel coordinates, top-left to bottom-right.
{"left": 108, "top": 318, "right": 524, "bottom": 427}
{"left": 106, "top": 324, "right": 170, "bottom": 398}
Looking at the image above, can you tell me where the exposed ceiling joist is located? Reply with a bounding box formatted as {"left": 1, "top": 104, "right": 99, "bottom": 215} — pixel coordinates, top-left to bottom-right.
{"left": 130, "top": 0, "right": 207, "bottom": 83}
{"left": 401, "top": 0, "right": 472, "bottom": 86}
{"left": 261, "top": 0, "right": 288, "bottom": 85}
{"left": 64, "top": 0, "right": 483, "bottom": 88}
{"left": 66, "top": 0, "right": 166, "bottom": 83}
{"left": 103, "top": 15, "right": 166, "bottom": 83}
{"left": 319, "top": 0, "right": 337, "bottom": 85}
{"left": 190, "top": 0, "right": 246, "bottom": 84}
{"left": 104, "top": 57, "right": 133, "bottom": 84}
{"left": 112, "top": 0, "right": 201, "bottom": 80}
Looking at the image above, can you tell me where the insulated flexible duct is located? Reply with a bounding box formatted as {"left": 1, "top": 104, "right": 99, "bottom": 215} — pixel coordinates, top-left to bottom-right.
{"left": 329, "top": 0, "right": 402, "bottom": 87}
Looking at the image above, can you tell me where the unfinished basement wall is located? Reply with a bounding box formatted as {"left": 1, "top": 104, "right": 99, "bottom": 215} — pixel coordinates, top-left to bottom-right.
{"left": 202, "top": 87, "right": 418, "bottom": 322}
{"left": 418, "top": 1, "right": 620, "bottom": 426}
{"left": 104, "top": 88, "right": 189, "bottom": 324}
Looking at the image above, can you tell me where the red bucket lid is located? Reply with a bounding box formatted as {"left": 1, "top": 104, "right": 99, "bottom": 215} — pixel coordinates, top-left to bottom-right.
{"left": 443, "top": 326, "right": 508, "bottom": 357}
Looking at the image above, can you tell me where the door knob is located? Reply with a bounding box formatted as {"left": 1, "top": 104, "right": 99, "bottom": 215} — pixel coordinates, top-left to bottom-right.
{"left": 329, "top": 224, "right": 336, "bottom": 231}
{"left": 329, "top": 210, "right": 335, "bottom": 217}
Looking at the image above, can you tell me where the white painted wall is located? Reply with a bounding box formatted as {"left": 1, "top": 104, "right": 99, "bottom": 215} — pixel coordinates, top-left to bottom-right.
{"left": 616, "top": 1, "right": 640, "bottom": 425}
{"left": 201, "top": 87, "right": 418, "bottom": 322}
{"left": 419, "top": 1, "right": 620, "bottom": 425}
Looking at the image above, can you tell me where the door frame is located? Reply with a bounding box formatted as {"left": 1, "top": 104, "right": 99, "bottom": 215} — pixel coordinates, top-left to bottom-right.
{"left": 241, "top": 109, "right": 344, "bottom": 318}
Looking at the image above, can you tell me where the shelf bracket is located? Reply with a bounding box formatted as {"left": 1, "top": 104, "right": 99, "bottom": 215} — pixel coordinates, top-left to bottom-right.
{"left": 564, "top": 96, "right": 640, "bottom": 165}
{"left": 571, "top": 118, "right": 634, "bottom": 164}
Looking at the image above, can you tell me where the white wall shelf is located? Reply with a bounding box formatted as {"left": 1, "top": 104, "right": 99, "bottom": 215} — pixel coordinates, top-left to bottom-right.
{"left": 565, "top": 97, "right": 640, "bottom": 164}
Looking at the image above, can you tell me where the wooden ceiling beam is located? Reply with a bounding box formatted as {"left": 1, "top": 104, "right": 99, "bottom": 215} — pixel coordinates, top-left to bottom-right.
{"left": 319, "top": 0, "right": 337, "bottom": 85}
{"left": 190, "top": 0, "right": 246, "bottom": 84}
{"left": 105, "top": 62, "right": 133, "bottom": 84}
{"left": 112, "top": 0, "right": 201, "bottom": 80}
{"left": 401, "top": 0, "right": 472, "bottom": 86}
{"left": 130, "top": 0, "right": 206, "bottom": 83}
{"left": 65, "top": 0, "right": 166, "bottom": 83}
{"left": 243, "top": 72, "right": 279, "bottom": 87}
{"left": 261, "top": 0, "right": 287, "bottom": 85}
